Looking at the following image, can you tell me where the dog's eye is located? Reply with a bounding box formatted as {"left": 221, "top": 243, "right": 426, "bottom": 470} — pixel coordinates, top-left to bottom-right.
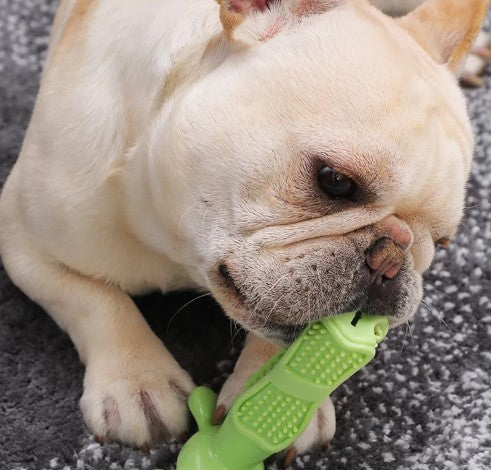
{"left": 318, "top": 166, "right": 354, "bottom": 199}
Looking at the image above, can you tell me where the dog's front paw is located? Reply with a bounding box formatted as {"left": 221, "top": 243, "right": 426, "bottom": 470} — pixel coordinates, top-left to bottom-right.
{"left": 80, "top": 350, "right": 194, "bottom": 448}
{"left": 282, "top": 397, "right": 336, "bottom": 468}
{"left": 217, "top": 368, "right": 336, "bottom": 468}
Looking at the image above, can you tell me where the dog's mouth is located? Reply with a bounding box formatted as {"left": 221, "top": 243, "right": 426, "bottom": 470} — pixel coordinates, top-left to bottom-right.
{"left": 217, "top": 263, "right": 304, "bottom": 343}
{"left": 215, "top": 262, "right": 363, "bottom": 344}
{"left": 218, "top": 263, "right": 247, "bottom": 304}
{"left": 215, "top": 257, "right": 418, "bottom": 342}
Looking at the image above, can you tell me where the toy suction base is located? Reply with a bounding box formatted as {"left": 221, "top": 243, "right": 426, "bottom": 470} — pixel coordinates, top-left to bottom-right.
{"left": 177, "top": 425, "right": 264, "bottom": 470}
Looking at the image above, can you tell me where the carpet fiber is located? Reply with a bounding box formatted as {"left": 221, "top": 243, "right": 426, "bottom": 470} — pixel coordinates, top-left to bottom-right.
{"left": 1, "top": 2, "right": 490, "bottom": 469}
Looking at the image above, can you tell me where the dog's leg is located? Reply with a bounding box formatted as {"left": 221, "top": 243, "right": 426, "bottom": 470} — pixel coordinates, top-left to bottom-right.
{"left": 216, "top": 334, "right": 336, "bottom": 468}
{"left": 0, "top": 233, "right": 194, "bottom": 448}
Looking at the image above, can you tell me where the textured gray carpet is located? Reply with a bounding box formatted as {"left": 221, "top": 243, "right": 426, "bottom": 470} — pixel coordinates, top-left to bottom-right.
{"left": 1, "top": 1, "right": 490, "bottom": 469}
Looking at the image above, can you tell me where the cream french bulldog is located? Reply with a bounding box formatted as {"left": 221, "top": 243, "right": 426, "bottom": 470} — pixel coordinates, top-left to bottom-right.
{"left": 0, "top": 0, "right": 488, "bottom": 463}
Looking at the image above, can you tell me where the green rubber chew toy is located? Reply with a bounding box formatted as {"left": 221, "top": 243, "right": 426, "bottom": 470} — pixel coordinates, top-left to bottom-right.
{"left": 177, "top": 313, "right": 389, "bottom": 470}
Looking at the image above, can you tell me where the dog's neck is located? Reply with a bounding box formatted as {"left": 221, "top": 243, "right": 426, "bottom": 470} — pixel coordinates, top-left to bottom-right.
{"left": 108, "top": 1, "right": 226, "bottom": 278}
{"left": 111, "top": 1, "right": 223, "bottom": 144}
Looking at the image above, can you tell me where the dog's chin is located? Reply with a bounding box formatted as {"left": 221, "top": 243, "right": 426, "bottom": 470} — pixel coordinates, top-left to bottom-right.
{"left": 210, "top": 282, "right": 308, "bottom": 345}
{"left": 212, "top": 282, "right": 359, "bottom": 345}
{"left": 253, "top": 322, "right": 309, "bottom": 346}
{"left": 217, "top": 288, "right": 416, "bottom": 346}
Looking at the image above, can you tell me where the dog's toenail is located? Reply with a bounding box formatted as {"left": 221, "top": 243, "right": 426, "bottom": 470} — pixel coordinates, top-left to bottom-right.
{"left": 140, "top": 443, "right": 150, "bottom": 454}
{"left": 95, "top": 435, "right": 104, "bottom": 445}
{"left": 321, "top": 441, "right": 332, "bottom": 451}
{"left": 212, "top": 405, "right": 226, "bottom": 425}
{"left": 283, "top": 447, "right": 297, "bottom": 468}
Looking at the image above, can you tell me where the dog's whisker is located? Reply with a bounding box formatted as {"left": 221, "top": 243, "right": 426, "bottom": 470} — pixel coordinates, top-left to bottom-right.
{"left": 228, "top": 321, "right": 245, "bottom": 349}
{"left": 200, "top": 205, "right": 210, "bottom": 228}
{"left": 425, "top": 285, "right": 459, "bottom": 304}
{"left": 407, "top": 319, "right": 415, "bottom": 347}
{"left": 456, "top": 220, "right": 472, "bottom": 235}
{"left": 317, "top": 270, "right": 325, "bottom": 303}
{"left": 463, "top": 201, "right": 482, "bottom": 210}
{"left": 261, "top": 292, "right": 287, "bottom": 330}
{"left": 166, "top": 292, "right": 213, "bottom": 332}
{"left": 246, "top": 273, "right": 290, "bottom": 329}
{"left": 307, "top": 289, "right": 312, "bottom": 318}
{"left": 420, "top": 301, "right": 465, "bottom": 360}
{"left": 177, "top": 202, "right": 199, "bottom": 241}
{"left": 420, "top": 299, "right": 454, "bottom": 334}
{"left": 252, "top": 274, "right": 290, "bottom": 313}
{"left": 400, "top": 321, "right": 409, "bottom": 352}
{"left": 439, "top": 317, "right": 454, "bottom": 334}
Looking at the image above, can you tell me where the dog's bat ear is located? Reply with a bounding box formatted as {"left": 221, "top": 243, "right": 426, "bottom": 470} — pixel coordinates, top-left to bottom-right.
{"left": 396, "top": 0, "right": 489, "bottom": 75}
{"left": 216, "top": 0, "right": 343, "bottom": 44}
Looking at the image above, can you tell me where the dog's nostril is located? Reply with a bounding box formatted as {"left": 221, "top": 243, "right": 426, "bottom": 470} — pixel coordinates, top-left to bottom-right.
{"left": 366, "top": 238, "right": 392, "bottom": 270}
{"left": 366, "top": 237, "right": 405, "bottom": 280}
{"left": 383, "top": 260, "right": 404, "bottom": 279}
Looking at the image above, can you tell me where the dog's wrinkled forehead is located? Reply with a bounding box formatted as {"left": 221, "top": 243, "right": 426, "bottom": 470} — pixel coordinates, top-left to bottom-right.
{"left": 174, "top": 0, "right": 476, "bottom": 243}
{"left": 211, "top": 0, "right": 473, "bottom": 145}
{"left": 196, "top": 3, "right": 472, "bottom": 179}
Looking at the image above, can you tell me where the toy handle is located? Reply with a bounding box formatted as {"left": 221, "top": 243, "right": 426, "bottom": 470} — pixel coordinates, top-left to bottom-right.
{"left": 188, "top": 386, "right": 218, "bottom": 431}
